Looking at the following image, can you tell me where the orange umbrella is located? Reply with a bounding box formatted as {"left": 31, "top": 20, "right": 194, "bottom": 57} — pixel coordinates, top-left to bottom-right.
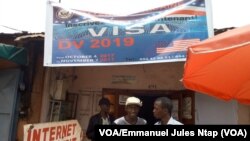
{"left": 183, "top": 24, "right": 250, "bottom": 104}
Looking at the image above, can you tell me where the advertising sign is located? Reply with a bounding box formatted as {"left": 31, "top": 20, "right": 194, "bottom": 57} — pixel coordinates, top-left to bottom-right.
{"left": 23, "top": 120, "right": 83, "bottom": 141}
{"left": 44, "top": 0, "right": 213, "bottom": 66}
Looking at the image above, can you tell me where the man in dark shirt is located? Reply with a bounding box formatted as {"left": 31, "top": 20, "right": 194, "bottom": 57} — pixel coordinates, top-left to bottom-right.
{"left": 86, "top": 97, "right": 115, "bottom": 141}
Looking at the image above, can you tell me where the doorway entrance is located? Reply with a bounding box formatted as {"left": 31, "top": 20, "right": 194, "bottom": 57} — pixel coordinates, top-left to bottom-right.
{"left": 137, "top": 95, "right": 159, "bottom": 125}
{"left": 103, "top": 88, "right": 195, "bottom": 125}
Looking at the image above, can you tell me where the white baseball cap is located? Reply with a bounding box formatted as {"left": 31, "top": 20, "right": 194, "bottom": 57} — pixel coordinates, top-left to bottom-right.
{"left": 125, "top": 97, "right": 142, "bottom": 107}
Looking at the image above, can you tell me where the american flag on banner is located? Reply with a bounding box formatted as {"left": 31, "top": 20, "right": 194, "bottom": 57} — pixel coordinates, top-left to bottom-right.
{"left": 156, "top": 38, "right": 200, "bottom": 54}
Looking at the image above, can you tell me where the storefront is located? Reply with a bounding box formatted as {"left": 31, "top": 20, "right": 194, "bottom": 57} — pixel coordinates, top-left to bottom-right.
{"left": 39, "top": 62, "right": 249, "bottom": 141}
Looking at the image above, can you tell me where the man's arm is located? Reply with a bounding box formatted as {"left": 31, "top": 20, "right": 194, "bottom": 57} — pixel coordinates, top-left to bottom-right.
{"left": 86, "top": 116, "right": 95, "bottom": 140}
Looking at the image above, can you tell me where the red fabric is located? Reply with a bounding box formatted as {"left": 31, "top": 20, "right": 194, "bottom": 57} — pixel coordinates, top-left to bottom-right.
{"left": 183, "top": 24, "right": 250, "bottom": 104}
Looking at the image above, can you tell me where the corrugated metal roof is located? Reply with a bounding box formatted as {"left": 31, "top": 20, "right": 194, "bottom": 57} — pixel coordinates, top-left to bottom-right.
{"left": 214, "top": 27, "right": 235, "bottom": 35}
{"left": 14, "top": 33, "right": 44, "bottom": 41}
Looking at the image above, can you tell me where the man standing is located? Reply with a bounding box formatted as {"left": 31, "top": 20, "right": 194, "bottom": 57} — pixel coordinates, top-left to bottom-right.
{"left": 86, "top": 97, "right": 115, "bottom": 141}
{"left": 153, "top": 97, "right": 183, "bottom": 125}
{"left": 114, "top": 96, "right": 147, "bottom": 125}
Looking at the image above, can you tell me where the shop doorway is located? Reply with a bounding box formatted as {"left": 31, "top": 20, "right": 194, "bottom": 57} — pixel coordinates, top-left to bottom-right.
{"left": 137, "top": 95, "right": 158, "bottom": 125}
{"left": 103, "top": 88, "right": 195, "bottom": 125}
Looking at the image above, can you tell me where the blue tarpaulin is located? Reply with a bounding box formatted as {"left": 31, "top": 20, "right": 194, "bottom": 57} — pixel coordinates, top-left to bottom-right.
{"left": 0, "top": 43, "right": 27, "bottom": 65}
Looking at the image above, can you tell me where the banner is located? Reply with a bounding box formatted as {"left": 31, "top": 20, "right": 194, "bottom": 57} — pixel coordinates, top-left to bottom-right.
{"left": 23, "top": 120, "right": 83, "bottom": 141}
{"left": 44, "top": 0, "right": 213, "bottom": 66}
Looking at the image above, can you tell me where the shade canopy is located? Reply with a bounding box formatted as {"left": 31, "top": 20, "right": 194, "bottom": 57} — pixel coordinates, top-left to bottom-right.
{"left": 183, "top": 24, "right": 250, "bottom": 104}
{"left": 0, "top": 43, "right": 27, "bottom": 65}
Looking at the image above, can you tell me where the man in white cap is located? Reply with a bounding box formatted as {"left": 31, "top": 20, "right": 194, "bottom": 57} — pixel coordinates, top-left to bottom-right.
{"left": 114, "top": 96, "right": 147, "bottom": 125}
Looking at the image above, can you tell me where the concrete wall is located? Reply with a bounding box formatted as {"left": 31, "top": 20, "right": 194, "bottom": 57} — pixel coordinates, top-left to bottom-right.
{"left": 71, "top": 62, "right": 185, "bottom": 92}
{"left": 195, "top": 93, "right": 238, "bottom": 124}
{"left": 238, "top": 103, "right": 250, "bottom": 124}
{"left": 64, "top": 62, "right": 250, "bottom": 124}
{"left": 195, "top": 93, "right": 250, "bottom": 124}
